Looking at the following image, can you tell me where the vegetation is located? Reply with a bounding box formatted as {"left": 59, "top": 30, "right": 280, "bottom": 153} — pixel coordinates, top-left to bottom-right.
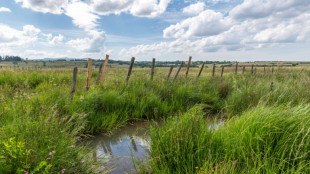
{"left": 0, "top": 55, "right": 23, "bottom": 62}
{"left": 0, "top": 64, "right": 309, "bottom": 173}
{"left": 149, "top": 104, "right": 310, "bottom": 173}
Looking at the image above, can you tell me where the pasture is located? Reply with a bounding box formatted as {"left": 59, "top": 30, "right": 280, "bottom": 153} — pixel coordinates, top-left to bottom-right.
{"left": 0, "top": 59, "right": 310, "bottom": 173}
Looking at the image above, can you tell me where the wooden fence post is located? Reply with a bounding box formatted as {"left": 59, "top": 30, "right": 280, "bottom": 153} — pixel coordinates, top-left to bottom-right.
{"left": 127, "top": 57, "right": 135, "bottom": 81}
{"left": 251, "top": 64, "right": 254, "bottom": 74}
{"left": 167, "top": 65, "right": 174, "bottom": 80}
{"left": 264, "top": 65, "right": 266, "bottom": 74}
{"left": 242, "top": 66, "right": 245, "bottom": 74}
{"left": 212, "top": 64, "right": 216, "bottom": 77}
{"left": 197, "top": 62, "right": 205, "bottom": 79}
{"left": 86, "top": 58, "right": 92, "bottom": 91}
{"left": 221, "top": 66, "right": 224, "bottom": 77}
{"left": 173, "top": 61, "right": 184, "bottom": 82}
{"left": 95, "top": 63, "right": 103, "bottom": 85}
{"left": 272, "top": 67, "right": 274, "bottom": 73}
{"left": 235, "top": 62, "right": 238, "bottom": 74}
{"left": 100, "top": 54, "right": 110, "bottom": 83}
{"left": 185, "top": 56, "right": 192, "bottom": 79}
{"left": 151, "top": 58, "right": 155, "bottom": 80}
{"left": 70, "top": 67, "right": 78, "bottom": 101}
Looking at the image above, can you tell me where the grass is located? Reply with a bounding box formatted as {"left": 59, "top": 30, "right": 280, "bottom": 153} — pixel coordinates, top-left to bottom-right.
{"left": 149, "top": 104, "right": 310, "bottom": 173}
{"left": 0, "top": 65, "right": 310, "bottom": 173}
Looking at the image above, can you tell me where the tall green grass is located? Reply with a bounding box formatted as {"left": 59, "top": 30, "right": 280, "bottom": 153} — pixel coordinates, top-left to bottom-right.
{"left": 0, "top": 67, "right": 310, "bottom": 173}
{"left": 149, "top": 104, "right": 310, "bottom": 173}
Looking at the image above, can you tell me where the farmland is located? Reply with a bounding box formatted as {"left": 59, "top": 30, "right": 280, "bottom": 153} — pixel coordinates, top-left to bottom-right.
{"left": 1, "top": 60, "right": 310, "bottom": 173}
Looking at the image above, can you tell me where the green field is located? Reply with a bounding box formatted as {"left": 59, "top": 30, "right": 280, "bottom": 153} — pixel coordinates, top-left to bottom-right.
{"left": 1, "top": 62, "right": 310, "bottom": 173}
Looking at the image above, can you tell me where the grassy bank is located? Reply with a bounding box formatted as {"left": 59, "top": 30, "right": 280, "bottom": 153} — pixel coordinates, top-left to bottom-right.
{"left": 149, "top": 104, "right": 310, "bottom": 173}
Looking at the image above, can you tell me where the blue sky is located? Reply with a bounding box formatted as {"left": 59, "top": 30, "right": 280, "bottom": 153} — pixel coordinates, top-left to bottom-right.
{"left": 0, "top": 0, "right": 309, "bottom": 61}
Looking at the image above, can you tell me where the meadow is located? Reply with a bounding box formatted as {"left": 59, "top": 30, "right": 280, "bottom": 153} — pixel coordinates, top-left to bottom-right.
{"left": 0, "top": 62, "right": 310, "bottom": 173}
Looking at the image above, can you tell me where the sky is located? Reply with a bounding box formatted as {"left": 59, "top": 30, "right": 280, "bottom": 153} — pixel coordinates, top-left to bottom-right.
{"left": 0, "top": 0, "right": 309, "bottom": 61}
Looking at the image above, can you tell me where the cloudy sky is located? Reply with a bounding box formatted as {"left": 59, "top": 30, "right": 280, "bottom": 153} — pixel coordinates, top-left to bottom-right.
{"left": 0, "top": 0, "right": 309, "bottom": 61}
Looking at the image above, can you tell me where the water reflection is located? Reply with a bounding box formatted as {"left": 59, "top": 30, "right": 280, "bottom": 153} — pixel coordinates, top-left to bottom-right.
{"left": 89, "top": 119, "right": 223, "bottom": 173}
{"left": 89, "top": 121, "right": 151, "bottom": 174}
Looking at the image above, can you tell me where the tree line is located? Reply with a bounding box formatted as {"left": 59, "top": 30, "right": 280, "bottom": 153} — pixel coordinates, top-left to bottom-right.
{"left": 0, "top": 56, "right": 23, "bottom": 61}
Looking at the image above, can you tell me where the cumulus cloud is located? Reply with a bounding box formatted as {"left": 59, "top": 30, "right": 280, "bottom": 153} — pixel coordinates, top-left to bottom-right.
{"left": 65, "top": 1, "right": 99, "bottom": 32}
{"left": 0, "top": 7, "right": 11, "bottom": 12}
{"left": 89, "top": 0, "right": 133, "bottom": 15}
{"left": 15, "top": 0, "right": 172, "bottom": 18}
{"left": 13, "top": 0, "right": 173, "bottom": 54}
{"left": 164, "top": 10, "right": 232, "bottom": 39}
{"left": 182, "top": 2, "right": 205, "bottom": 15}
{"left": 121, "top": 0, "right": 310, "bottom": 58}
{"left": 0, "top": 24, "right": 40, "bottom": 47}
{"left": 90, "top": 0, "right": 171, "bottom": 18}
{"left": 47, "top": 34, "right": 64, "bottom": 45}
{"left": 15, "top": 0, "right": 67, "bottom": 14}
{"left": 67, "top": 30, "right": 106, "bottom": 52}
{"left": 230, "top": 0, "right": 310, "bottom": 19}
{"left": 130, "top": 0, "right": 171, "bottom": 18}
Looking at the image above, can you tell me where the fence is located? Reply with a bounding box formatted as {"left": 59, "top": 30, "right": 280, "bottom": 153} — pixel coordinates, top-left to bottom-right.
{"left": 69, "top": 55, "right": 284, "bottom": 99}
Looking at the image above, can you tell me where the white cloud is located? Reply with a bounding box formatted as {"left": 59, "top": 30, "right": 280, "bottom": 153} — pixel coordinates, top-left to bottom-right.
{"left": 65, "top": 1, "right": 99, "bottom": 32}
{"left": 0, "top": 7, "right": 11, "bottom": 12}
{"left": 164, "top": 10, "right": 232, "bottom": 39}
{"left": 67, "top": 30, "right": 106, "bottom": 52}
{"left": 90, "top": 0, "right": 133, "bottom": 15}
{"left": 0, "top": 24, "right": 40, "bottom": 47}
{"left": 48, "top": 34, "right": 64, "bottom": 45}
{"left": 182, "top": 2, "right": 205, "bottom": 15}
{"left": 90, "top": 0, "right": 171, "bottom": 18}
{"left": 13, "top": 0, "right": 173, "bottom": 55}
{"left": 15, "top": 0, "right": 67, "bottom": 14}
{"left": 64, "top": 1, "right": 106, "bottom": 53}
{"left": 121, "top": 0, "right": 310, "bottom": 59}
{"left": 230, "top": 0, "right": 310, "bottom": 19}
{"left": 130, "top": 0, "right": 171, "bottom": 18}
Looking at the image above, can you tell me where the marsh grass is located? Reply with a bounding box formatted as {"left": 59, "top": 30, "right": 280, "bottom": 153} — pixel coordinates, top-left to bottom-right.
{"left": 0, "top": 66, "right": 310, "bottom": 173}
{"left": 149, "top": 104, "right": 310, "bottom": 173}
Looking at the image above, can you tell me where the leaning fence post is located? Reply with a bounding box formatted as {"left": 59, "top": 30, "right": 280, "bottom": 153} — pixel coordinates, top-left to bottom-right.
{"left": 242, "top": 66, "right": 245, "bottom": 74}
{"left": 221, "top": 66, "right": 224, "bottom": 77}
{"left": 185, "top": 56, "right": 192, "bottom": 79}
{"left": 70, "top": 67, "right": 78, "bottom": 101}
{"left": 86, "top": 58, "right": 92, "bottom": 91}
{"left": 95, "top": 63, "right": 103, "bottom": 85}
{"left": 127, "top": 57, "right": 135, "bottom": 81}
{"left": 251, "top": 64, "right": 254, "bottom": 74}
{"left": 235, "top": 62, "right": 238, "bottom": 74}
{"left": 197, "top": 62, "right": 205, "bottom": 79}
{"left": 100, "top": 54, "right": 109, "bottom": 83}
{"left": 173, "top": 61, "right": 184, "bottom": 82}
{"left": 151, "top": 58, "right": 155, "bottom": 80}
{"left": 167, "top": 65, "right": 174, "bottom": 80}
{"left": 212, "top": 64, "right": 216, "bottom": 77}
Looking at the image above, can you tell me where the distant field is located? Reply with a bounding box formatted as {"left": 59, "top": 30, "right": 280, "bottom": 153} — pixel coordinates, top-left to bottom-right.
{"left": 1, "top": 60, "right": 310, "bottom": 69}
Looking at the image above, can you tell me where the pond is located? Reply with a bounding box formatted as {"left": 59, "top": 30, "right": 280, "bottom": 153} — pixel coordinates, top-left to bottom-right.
{"left": 89, "top": 121, "right": 151, "bottom": 174}
{"left": 88, "top": 119, "right": 223, "bottom": 173}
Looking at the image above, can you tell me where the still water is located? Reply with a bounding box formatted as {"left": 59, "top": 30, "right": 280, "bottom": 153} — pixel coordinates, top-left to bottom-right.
{"left": 88, "top": 119, "right": 222, "bottom": 173}
{"left": 89, "top": 121, "right": 151, "bottom": 174}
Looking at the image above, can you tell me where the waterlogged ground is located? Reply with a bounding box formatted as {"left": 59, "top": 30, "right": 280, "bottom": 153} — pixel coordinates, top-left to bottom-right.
{"left": 89, "top": 121, "right": 151, "bottom": 173}
{"left": 88, "top": 119, "right": 223, "bottom": 173}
